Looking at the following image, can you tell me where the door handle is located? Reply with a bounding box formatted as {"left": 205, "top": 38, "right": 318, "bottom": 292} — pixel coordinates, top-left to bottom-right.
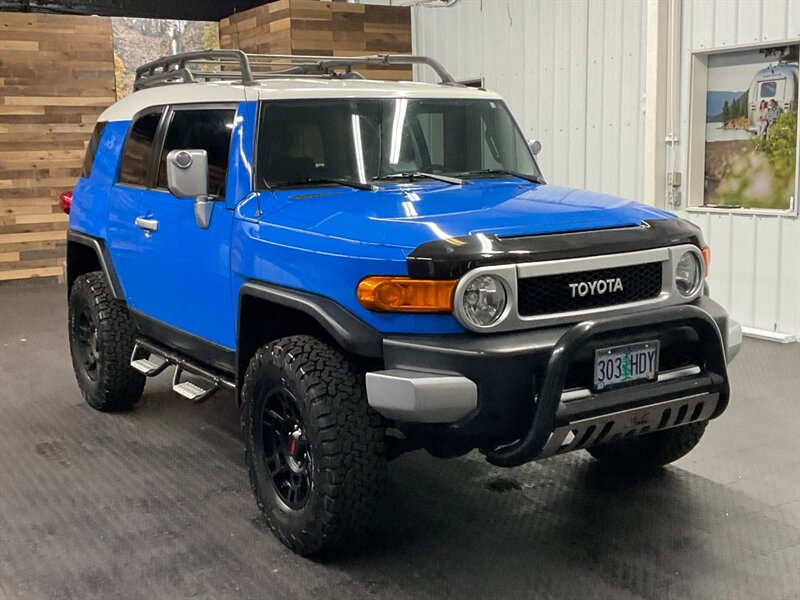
{"left": 135, "top": 216, "right": 158, "bottom": 232}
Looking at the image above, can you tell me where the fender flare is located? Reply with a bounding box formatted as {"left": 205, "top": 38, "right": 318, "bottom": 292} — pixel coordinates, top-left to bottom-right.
{"left": 66, "top": 230, "right": 124, "bottom": 300}
{"left": 237, "top": 281, "right": 384, "bottom": 359}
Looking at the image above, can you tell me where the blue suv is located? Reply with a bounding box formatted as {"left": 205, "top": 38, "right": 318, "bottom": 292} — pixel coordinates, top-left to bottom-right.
{"left": 65, "top": 51, "right": 741, "bottom": 556}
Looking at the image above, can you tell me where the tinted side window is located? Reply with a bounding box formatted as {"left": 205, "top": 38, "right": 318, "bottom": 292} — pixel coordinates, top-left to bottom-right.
{"left": 118, "top": 111, "right": 162, "bottom": 186}
{"left": 156, "top": 109, "right": 236, "bottom": 197}
{"left": 81, "top": 121, "right": 107, "bottom": 179}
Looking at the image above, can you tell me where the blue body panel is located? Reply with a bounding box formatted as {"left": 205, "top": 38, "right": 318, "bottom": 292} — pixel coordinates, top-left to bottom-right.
{"left": 72, "top": 99, "right": 681, "bottom": 345}
{"left": 250, "top": 181, "right": 674, "bottom": 249}
{"left": 71, "top": 120, "right": 140, "bottom": 300}
{"left": 230, "top": 182, "right": 676, "bottom": 335}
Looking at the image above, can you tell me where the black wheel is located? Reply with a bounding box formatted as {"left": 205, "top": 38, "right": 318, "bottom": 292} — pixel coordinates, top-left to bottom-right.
{"left": 242, "top": 335, "right": 385, "bottom": 556}
{"left": 586, "top": 421, "right": 708, "bottom": 469}
{"left": 68, "top": 271, "right": 145, "bottom": 412}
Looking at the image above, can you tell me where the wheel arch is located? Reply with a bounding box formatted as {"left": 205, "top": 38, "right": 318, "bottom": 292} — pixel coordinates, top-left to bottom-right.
{"left": 236, "top": 281, "right": 383, "bottom": 388}
{"left": 66, "top": 230, "right": 124, "bottom": 300}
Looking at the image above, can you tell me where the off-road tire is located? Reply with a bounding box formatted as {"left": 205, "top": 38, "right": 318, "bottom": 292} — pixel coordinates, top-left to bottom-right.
{"left": 68, "top": 271, "right": 145, "bottom": 412}
{"left": 587, "top": 421, "right": 708, "bottom": 469}
{"left": 242, "top": 335, "right": 386, "bottom": 557}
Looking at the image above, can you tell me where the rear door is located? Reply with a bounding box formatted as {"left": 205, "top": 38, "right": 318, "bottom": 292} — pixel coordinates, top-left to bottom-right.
{"left": 131, "top": 104, "right": 239, "bottom": 351}
{"left": 108, "top": 107, "right": 165, "bottom": 306}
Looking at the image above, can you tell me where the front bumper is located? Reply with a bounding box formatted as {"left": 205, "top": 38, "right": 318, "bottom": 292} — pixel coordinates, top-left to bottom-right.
{"left": 366, "top": 297, "right": 738, "bottom": 466}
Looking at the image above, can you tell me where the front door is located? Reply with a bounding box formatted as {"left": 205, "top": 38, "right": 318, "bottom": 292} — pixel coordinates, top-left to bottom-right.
{"left": 120, "top": 104, "right": 240, "bottom": 352}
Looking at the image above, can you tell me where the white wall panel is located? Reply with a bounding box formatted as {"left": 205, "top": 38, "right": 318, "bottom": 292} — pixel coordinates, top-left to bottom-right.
{"left": 409, "top": 0, "right": 798, "bottom": 339}
{"left": 676, "top": 0, "right": 800, "bottom": 339}
{"left": 412, "top": 0, "right": 646, "bottom": 200}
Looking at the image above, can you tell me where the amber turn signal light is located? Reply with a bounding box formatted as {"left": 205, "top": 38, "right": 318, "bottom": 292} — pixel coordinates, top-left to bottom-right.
{"left": 357, "top": 276, "right": 456, "bottom": 313}
{"left": 701, "top": 246, "right": 711, "bottom": 276}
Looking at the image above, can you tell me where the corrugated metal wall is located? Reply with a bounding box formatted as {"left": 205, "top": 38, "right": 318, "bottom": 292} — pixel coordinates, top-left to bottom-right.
{"left": 411, "top": 0, "right": 647, "bottom": 201}
{"left": 674, "top": 0, "right": 800, "bottom": 338}
{"left": 410, "top": 0, "right": 799, "bottom": 339}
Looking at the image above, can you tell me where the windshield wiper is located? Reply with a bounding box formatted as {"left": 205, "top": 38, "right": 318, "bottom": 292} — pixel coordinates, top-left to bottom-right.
{"left": 456, "top": 169, "right": 545, "bottom": 184}
{"left": 271, "top": 178, "right": 375, "bottom": 191}
{"left": 376, "top": 172, "right": 467, "bottom": 186}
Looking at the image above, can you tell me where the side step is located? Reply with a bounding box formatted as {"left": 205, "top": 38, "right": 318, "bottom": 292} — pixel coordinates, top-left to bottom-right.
{"left": 131, "top": 339, "right": 235, "bottom": 403}
{"left": 130, "top": 352, "right": 169, "bottom": 377}
{"left": 172, "top": 366, "right": 220, "bottom": 402}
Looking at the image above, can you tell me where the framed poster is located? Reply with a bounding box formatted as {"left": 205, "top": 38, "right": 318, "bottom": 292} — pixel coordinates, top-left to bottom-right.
{"left": 702, "top": 43, "right": 798, "bottom": 211}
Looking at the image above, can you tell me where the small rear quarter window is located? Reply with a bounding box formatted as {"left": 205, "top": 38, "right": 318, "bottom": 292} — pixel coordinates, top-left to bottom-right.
{"left": 81, "top": 121, "right": 107, "bottom": 179}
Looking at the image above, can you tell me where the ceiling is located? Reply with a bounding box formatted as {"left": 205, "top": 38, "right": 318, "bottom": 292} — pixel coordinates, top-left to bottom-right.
{"left": 0, "top": 0, "right": 274, "bottom": 21}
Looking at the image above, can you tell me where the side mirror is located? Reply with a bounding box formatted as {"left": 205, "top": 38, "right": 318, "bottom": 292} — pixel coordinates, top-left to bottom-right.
{"left": 166, "top": 149, "right": 214, "bottom": 229}
{"left": 528, "top": 139, "right": 542, "bottom": 156}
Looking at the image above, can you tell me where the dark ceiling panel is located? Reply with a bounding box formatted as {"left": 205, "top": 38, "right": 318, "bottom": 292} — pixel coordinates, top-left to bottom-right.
{"left": 0, "top": 0, "right": 274, "bottom": 21}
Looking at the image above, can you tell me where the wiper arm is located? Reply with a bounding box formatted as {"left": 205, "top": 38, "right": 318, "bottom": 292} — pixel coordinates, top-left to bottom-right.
{"left": 457, "top": 169, "right": 545, "bottom": 184}
{"left": 377, "top": 172, "right": 467, "bottom": 186}
{"left": 272, "top": 178, "right": 375, "bottom": 191}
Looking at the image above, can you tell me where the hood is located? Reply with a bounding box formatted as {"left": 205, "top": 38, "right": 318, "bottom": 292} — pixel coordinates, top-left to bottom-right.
{"left": 257, "top": 180, "right": 675, "bottom": 251}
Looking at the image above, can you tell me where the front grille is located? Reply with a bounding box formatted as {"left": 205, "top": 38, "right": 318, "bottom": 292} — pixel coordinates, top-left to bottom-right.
{"left": 517, "top": 262, "right": 663, "bottom": 317}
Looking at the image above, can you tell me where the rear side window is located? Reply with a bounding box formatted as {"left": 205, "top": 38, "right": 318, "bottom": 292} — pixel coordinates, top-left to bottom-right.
{"left": 118, "top": 110, "right": 162, "bottom": 187}
{"left": 81, "top": 121, "right": 107, "bottom": 179}
{"left": 156, "top": 108, "right": 236, "bottom": 198}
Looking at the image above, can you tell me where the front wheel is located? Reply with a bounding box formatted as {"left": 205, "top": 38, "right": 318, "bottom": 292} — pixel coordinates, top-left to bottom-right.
{"left": 586, "top": 421, "right": 708, "bottom": 469}
{"left": 241, "top": 335, "right": 385, "bottom": 556}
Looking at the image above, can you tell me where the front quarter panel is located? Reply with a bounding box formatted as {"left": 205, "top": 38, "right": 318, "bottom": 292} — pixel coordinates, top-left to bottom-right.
{"left": 230, "top": 211, "right": 467, "bottom": 335}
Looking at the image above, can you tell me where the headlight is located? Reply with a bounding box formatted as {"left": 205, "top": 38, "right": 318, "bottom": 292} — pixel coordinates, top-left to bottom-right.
{"left": 675, "top": 251, "right": 703, "bottom": 297}
{"left": 461, "top": 274, "right": 507, "bottom": 327}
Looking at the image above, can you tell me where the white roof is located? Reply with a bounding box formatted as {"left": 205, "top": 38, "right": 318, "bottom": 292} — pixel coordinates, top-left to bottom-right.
{"left": 98, "top": 78, "right": 501, "bottom": 122}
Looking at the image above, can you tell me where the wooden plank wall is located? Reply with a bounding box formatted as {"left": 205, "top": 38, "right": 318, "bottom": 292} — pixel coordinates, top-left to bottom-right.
{"left": 0, "top": 13, "right": 116, "bottom": 281}
{"left": 219, "top": 0, "right": 412, "bottom": 81}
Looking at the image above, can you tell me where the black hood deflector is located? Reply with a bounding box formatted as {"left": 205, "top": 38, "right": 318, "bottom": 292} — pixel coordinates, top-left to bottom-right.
{"left": 406, "top": 218, "right": 705, "bottom": 279}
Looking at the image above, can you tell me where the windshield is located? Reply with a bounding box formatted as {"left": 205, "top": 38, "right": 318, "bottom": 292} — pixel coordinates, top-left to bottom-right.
{"left": 255, "top": 98, "right": 541, "bottom": 189}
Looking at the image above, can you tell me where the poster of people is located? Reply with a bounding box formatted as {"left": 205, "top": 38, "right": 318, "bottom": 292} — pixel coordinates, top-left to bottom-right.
{"left": 704, "top": 44, "right": 798, "bottom": 210}
{"left": 111, "top": 18, "right": 220, "bottom": 99}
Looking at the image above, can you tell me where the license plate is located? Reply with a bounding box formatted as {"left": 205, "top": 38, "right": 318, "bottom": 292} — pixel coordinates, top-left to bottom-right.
{"left": 594, "top": 341, "right": 660, "bottom": 391}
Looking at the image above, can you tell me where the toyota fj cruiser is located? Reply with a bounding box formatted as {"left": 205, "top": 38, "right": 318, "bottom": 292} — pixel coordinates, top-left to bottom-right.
{"left": 65, "top": 51, "right": 742, "bottom": 556}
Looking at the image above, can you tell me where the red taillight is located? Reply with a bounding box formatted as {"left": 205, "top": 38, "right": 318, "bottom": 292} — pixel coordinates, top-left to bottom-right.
{"left": 59, "top": 190, "right": 72, "bottom": 214}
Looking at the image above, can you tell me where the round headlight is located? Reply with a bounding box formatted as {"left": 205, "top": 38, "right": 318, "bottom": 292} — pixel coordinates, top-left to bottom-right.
{"left": 675, "top": 251, "right": 702, "bottom": 297}
{"left": 462, "top": 274, "right": 507, "bottom": 327}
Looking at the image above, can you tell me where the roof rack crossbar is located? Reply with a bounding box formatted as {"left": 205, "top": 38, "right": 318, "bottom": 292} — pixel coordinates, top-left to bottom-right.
{"left": 133, "top": 51, "right": 457, "bottom": 90}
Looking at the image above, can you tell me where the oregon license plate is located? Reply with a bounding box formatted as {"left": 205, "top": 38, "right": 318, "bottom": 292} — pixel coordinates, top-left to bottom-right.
{"left": 594, "top": 341, "right": 660, "bottom": 391}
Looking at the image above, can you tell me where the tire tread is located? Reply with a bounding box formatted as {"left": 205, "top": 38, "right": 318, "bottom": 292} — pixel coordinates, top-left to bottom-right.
{"left": 587, "top": 421, "right": 708, "bottom": 469}
{"left": 69, "top": 271, "right": 144, "bottom": 411}
{"left": 241, "top": 335, "right": 385, "bottom": 556}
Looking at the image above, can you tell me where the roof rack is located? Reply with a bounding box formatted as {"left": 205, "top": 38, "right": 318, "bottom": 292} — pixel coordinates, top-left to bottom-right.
{"left": 133, "top": 50, "right": 458, "bottom": 91}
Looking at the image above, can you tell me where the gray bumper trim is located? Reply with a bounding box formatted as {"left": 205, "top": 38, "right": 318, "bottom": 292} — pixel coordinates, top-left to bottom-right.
{"left": 365, "top": 370, "right": 477, "bottom": 423}
{"left": 726, "top": 319, "right": 742, "bottom": 363}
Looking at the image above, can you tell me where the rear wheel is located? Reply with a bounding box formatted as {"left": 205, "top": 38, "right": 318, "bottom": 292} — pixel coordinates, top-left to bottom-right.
{"left": 68, "top": 272, "right": 145, "bottom": 412}
{"left": 242, "top": 335, "right": 385, "bottom": 556}
{"left": 587, "top": 421, "right": 708, "bottom": 469}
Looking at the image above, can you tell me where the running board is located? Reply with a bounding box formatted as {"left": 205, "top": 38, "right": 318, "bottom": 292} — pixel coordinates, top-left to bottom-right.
{"left": 131, "top": 339, "right": 235, "bottom": 403}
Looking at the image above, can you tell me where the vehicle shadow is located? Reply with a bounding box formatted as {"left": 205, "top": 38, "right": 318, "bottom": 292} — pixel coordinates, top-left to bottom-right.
{"left": 330, "top": 450, "right": 796, "bottom": 599}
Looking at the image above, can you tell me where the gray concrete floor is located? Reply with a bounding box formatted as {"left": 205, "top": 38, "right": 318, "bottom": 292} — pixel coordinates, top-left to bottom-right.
{"left": 0, "top": 280, "right": 798, "bottom": 600}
